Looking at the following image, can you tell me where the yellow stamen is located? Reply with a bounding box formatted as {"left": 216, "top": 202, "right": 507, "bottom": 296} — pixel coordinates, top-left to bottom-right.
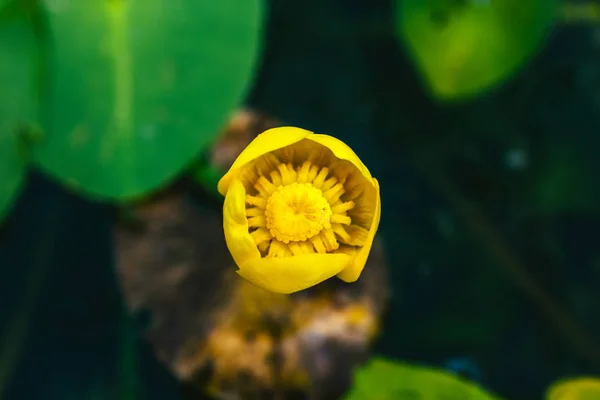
{"left": 245, "top": 158, "right": 364, "bottom": 257}
{"left": 246, "top": 195, "right": 266, "bottom": 209}
{"left": 331, "top": 201, "right": 355, "bottom": 214}
{"left": 250, "top": 228, "right": 271, "bottom": 245}
{"left": 265, "top": 182, "right": 332, "bottom": 243}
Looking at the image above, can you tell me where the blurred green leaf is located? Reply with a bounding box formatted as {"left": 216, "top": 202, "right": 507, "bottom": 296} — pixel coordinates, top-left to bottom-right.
{"left": 546, "top": 377, "right": 600, "bottom": 400}
{"left": 396, "top": 0, "right": 558, "bottom": 101}
{"left": 34, "top": 0, "right": 263, "bottom": 200}
{"left": 0, "top": 16, "right": 37, "bottom": 223}
{"left": 560, "top": 2, "right": 600, "bottom": 23}
{"left": 343, "top": 358, "right": 502, "bottom": 400}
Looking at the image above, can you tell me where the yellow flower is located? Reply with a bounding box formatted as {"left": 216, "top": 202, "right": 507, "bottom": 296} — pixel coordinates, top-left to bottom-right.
{"left": 217, "top": 126, "right": 381, "bottom": 294}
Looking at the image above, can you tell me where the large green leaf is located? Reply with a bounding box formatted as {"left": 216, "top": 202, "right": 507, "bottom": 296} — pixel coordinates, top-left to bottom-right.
{"left": 0, "top": 16, "right": 37, "bottom": 222}
{"left": 343, "top": 358, "right": 502, "bottom": 400}
{"left": 35, "top": 0, "right": 263, "bottom": 200}
{"left": 396, "top": 0, "right": 558, "bottom": 101}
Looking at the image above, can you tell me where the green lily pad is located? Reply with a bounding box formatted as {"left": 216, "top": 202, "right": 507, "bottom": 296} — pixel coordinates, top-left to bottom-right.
{"left": 0, "top": 17, "right": 37, "bottom": 222}
{"left": 35, "top": 0, "right": 263, "bottom": 200}
{"left": 396, "top": 0, "right": 558, "bottom": 101}
{"left": 343, "top": 358, "right": 502, "bottom": 400}
{"left": 546, "top": 377, "right": 600, "bottom": 400}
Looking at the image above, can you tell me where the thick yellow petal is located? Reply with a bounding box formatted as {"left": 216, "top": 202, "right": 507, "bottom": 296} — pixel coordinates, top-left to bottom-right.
{"left": 237, "top": 253, "right": 352, "bottom": 294}
{"left": 217, "top": 126, "right": 312, "bottom": 195}
{"left": 336, "top": 178, "right": 381, "bottom": 283}
{"left": 223, "top": 179, "right": 262, "bottom": 268}
{"left": 307, "top": 134, "right": 373, "bottom": 182}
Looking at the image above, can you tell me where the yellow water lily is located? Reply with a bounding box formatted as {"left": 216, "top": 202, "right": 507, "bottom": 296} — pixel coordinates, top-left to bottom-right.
{"left": 217, "top": 126, "right": 381, "bottom": 294}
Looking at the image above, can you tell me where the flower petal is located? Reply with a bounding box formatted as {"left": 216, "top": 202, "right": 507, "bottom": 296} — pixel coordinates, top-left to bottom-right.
{"left": 307, "top": 134, "right": 373, "bottom": 182}
{"left": 223, "top": 179, "right": 262, "bottom": 268}
{"left": 217, "top": 126, "right": 312, "bottom": 195}
{"left": 336, "top": 178, "right": 381, "bottom": 283}
{"left": 238, "top": 253, "right": 353, "bottom": 294}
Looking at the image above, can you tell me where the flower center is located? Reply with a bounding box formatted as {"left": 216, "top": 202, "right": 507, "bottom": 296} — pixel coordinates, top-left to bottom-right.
{"left": 265, "top": 183, "right": 332, "bottom": 243}
{"left": 245, "top": 157, "right": 369, "bottom": 258}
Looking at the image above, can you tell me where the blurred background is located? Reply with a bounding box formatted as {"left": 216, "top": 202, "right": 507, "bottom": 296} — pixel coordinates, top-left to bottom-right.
{"left": 1, "top": 0, "right": 600, "bottom": 399}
